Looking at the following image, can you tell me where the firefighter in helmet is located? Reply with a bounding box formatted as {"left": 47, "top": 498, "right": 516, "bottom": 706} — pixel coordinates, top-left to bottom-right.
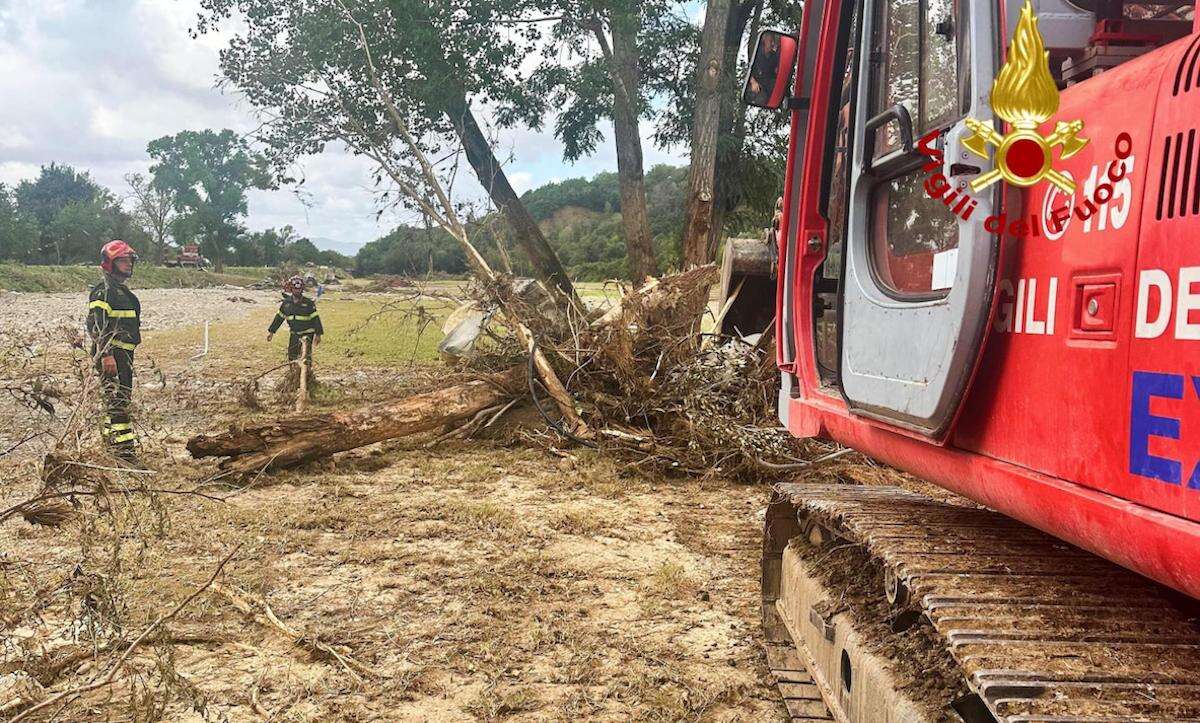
{"left": 88, "top": 240, "right": 141, "bottom": 459}
{"left": 266, "top": 275, "right": 323, "bottom": 374}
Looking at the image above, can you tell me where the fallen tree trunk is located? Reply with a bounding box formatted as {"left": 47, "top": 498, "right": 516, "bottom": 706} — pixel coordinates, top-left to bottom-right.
{"left": 188, "top": 370, "right": 520, "bottom": 476}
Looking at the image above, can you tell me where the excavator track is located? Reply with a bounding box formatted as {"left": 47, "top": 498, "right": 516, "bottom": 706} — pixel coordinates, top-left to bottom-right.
{"left": 762, "top": 483, "right": 1200, "bottom": 722}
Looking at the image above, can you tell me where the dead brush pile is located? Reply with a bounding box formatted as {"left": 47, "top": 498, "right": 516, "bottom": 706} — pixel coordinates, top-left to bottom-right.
{"left": 658, "top": 344, "right": 814, "bottom": 480}
{"left": 0, "top": 332, "right": 233, "bottom": 721}
{"left": 189, "top": 265, "right": 822, "bottom": 482}
{"left": 553, "top": 266, "right": 816, "bottom": 481}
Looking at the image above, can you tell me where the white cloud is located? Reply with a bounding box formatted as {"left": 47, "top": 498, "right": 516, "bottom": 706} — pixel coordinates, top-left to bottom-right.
{"left": 0, "top": 161, "right": 41, "bottom": 185}
{"left": 508, "top": 171, "right": 534, "bottom": 193}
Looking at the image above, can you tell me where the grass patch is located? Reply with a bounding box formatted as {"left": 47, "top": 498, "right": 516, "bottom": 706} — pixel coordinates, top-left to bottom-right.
{"left": 139, "top": 292, "right": 456, "bottom": 376}
{"left": 465, "top": 684, "right": 543, "bottom": 720}
{"left": 0, "top": 263, "right": 270, "bottom": 292}
{"left": 644, "top": 560, "right": 699, "bottom": 600}
{"left": 440, "top": 499, "right": 523, "bottom": 536}
{"left": 548, "top": 505, "right": 609, "bottom": 537}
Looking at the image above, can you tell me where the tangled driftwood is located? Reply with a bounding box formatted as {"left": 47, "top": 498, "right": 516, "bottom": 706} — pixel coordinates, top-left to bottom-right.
{"left": 185, "top": 264, "right": 809, "bottom": 481}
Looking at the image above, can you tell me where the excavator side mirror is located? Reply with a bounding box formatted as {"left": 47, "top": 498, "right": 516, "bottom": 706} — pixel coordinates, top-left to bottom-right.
{"left": 742, "top": 30, "right": 799, "bottom": 110}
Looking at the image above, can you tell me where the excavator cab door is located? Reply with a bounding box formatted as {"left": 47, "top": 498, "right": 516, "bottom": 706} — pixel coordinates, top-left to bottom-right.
{"left": 837, "top": 0, "right": 1001, "bottom": 437}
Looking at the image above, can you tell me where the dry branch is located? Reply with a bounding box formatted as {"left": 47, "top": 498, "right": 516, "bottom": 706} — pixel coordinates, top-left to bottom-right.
{"left": 213, "top": 582, "right": 381, "bottom": 682}
{"left": 6, "top": 546, "right": 240, "bottom": 723}
{"left": 185, "top": 266, "right": 744, "bottom": 477}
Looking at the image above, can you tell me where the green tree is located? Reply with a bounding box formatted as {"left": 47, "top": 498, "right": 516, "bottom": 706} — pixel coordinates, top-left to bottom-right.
{"left": 0, "top": 185, "right": 39, "bottom": 262}
{"left": 15, "top": 163, "right": 109, "bottom": 263}
{"left": 15, "top": 163, "right": 101, "bottom": 227}
{"left": 195, "top": 0, "right": 578, "bottom": 304}
{"left": 147, "top": 129, "right": 274, "bottom": 272}
{"left": 527, "top": 0, "right": 694, "bottom": 280}
{"left": 356, "top": 224, "right": 467, "bottom": 275}
{"left": 240, "top": 228, "right": 286, "bottom": 266}
{"left": 46, "top": 198, "right": 120, "bottom": 264}
{"left": 281, "top": 237, "right": 321, "bottom": 265}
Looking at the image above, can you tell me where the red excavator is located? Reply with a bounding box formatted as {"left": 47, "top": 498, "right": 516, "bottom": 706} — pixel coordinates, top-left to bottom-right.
{"left": 727, "top": 1, "right": 1200, "bottom": 720}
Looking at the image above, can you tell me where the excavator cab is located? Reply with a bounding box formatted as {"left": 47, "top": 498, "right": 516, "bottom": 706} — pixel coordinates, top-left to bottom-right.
{"left": 729, "top": 0, "right": 1196, "bottom": 438}
{"left": 730, "top": 0, "right": 1004, "bottom": 437}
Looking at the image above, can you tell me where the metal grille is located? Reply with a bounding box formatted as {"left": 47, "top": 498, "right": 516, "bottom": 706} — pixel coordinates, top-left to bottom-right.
{"left": 1173, "top": 34, "right": 1200, "bottom": 96}
{"left": 1156, "top": 129, "right": 1200, "bottom": 219}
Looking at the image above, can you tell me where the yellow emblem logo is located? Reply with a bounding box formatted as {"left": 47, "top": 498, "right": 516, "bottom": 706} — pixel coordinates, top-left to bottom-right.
{"left": 963, "top": 0, "right": 1089, "bottom": 194}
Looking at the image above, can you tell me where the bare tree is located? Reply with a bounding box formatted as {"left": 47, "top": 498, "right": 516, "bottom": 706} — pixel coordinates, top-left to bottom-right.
{"left": 124, "top": 172, "right": 177, "bottom": 265}
{"left": 527, "top": 0, "right": 693, "bottom": 282}
{"left": 680, "top": 0, "right": 760, "bottom": 268}
{"left": 593, "top": 7, "right": 659, "bottom": 282}
{"left": 200, "top": 0, "right": 582, "bottom": 309}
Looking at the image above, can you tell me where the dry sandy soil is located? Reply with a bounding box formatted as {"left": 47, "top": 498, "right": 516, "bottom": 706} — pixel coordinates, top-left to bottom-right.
{"left": 0, "top": 289, "right": 789, "bottom": 721}
{"left": 0, "top": 287, "right": 278, "bottom": 337}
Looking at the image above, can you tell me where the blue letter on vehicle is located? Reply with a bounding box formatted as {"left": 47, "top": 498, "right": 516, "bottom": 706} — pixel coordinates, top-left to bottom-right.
{"left": 1129, "top": 371, "right": 1182, "bottom": 485}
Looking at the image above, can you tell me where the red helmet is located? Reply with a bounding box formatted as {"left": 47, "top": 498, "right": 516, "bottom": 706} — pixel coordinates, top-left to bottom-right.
{"left": 283, "top": 275, "right": 305, "bottom": 295}
{"left": 100, "top": 240, "right": 138, "bottom": 275}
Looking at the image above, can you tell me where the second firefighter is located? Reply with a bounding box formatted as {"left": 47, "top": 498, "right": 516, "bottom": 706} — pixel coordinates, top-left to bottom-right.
{"left": 267, "top": 275, "right": 323, "bottom": 376}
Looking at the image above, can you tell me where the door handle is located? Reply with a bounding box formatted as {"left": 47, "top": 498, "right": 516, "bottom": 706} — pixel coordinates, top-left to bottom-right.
{"left": 862, "top": 104, "right": 915, "bottom": 175}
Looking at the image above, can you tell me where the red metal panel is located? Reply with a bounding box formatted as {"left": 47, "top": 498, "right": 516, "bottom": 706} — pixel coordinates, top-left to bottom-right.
{"left": 777, "top": 0, "right": 838, "bottom": 383}
{"left": 775, "top": 0, "right": 821, "bottom": 373}
{"left": 954, "top": 45, "right": 1168, "bottom": 511}
{"left": 1124, "top": 35, "right": 1200, "bottom": 523}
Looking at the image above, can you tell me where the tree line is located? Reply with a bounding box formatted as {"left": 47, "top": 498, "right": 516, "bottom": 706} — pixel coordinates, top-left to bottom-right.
{"left": 0, "top": 137, "right": 351, "bottom": 271}
{"left": 357, "top": 164, "right": 695, "bottom": 280}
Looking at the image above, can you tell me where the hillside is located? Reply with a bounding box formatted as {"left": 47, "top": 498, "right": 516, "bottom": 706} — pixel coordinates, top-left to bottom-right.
{"left": 356, "top": 165, "right": 688, "bottom": 281}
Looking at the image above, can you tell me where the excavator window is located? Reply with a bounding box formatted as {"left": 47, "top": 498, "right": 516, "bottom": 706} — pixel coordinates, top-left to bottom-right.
{"left": 866, "top": 0, "right": 966, "bottom": 299}
{"left": 870, "top": 0, "right": 962, "bottom": 158}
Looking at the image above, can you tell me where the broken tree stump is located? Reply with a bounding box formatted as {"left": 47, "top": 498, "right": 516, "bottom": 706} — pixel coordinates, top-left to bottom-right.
{"left": 188, "top": 369, "right": 520, "bottom": 476}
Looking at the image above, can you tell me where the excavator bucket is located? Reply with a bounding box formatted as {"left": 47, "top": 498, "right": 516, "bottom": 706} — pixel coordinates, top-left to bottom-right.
{"left": 716, "top": 236, "right": 777, "bottom": 339}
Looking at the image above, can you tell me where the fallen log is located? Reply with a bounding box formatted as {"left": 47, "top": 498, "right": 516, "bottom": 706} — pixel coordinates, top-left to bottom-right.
{"left": 188, "top": 369, "right": 520, "bottom": 476}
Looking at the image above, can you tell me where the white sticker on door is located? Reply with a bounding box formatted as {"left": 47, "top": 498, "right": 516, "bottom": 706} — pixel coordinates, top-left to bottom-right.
{"left": 932, "top": 248, "right": 959, "bottom": 291}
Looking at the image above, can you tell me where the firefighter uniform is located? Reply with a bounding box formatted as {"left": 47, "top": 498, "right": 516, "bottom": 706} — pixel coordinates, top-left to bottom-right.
{"left": 88, "top": 279, "right": 141, "bottom": 454}
{"left": 268, "top": 295, "right": 323, "bottom": 370}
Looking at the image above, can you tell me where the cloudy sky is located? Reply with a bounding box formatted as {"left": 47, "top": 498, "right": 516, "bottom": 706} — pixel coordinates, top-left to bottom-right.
{"left": 0, "top": 0, "right": 689, "bottom": 253}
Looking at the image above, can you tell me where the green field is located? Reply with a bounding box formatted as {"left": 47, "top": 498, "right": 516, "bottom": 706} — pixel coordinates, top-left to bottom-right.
{"left": 0, "top": 263, "right": 272, "bottom": 292}
{"left": 141, "top": 292, "right": 459, "bottom": 374}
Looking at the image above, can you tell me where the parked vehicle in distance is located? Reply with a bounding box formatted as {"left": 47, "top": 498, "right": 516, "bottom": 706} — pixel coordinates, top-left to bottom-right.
{"left": 163, "top": 244, "right": 210, "bottom": 269}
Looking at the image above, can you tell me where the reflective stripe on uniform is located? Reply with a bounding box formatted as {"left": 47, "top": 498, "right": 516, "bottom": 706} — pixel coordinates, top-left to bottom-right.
{"left": 275, "top": 311, "right": 285, "bottom": 319}
{"left": 107, "top": 422, "right": 132, "bottom": 432}
{"left": 110, "top": 340, "right": 137, "bottom": 351}
{"left": 295, "top": 329, "right": 317, "bottom": 336}
{"left": 110, "top": 432, "right": 137, "bottom": 444}
{"left": 287, "top": 313, "right": 319, "bottom": 321}
{"left": 89, "top": 300, "right": 135, "bottom": 317}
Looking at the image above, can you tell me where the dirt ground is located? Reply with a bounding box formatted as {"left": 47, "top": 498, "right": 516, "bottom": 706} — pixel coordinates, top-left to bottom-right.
{"left": 0, "top": 287, "right": 278, "bottom": 336}
{"left": 0, "top": 288, "right": 789, "bottom": 721}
